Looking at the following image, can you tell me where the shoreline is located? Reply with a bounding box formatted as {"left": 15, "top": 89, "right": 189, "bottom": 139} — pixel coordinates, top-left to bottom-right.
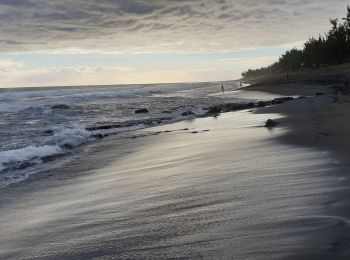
{"left": 0, "top": 81, "right": 314, "bottom": 188}
{"left": 248, "top": 80, "right": 350, "bottom": 258}
{"left": 1, "top": 80, "right": 350, "bottom": 259}
{"left": 0, "top": 81, "right": 342, "bottom": 190}
{"left": 0, "top": 104, "right": 339, "bottom": 259}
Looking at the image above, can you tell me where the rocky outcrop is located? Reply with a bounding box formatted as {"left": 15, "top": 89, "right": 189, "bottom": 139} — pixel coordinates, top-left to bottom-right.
{"left": 135, "top": 108, "right": 149, "bottom": 114}
{"left": 265, "top": 119, "right": 279, "bottom": 128}
{"left": 181, "top": 111, "right": 195, "bottom": 116}
{"left": 43, "top": 130, "right": 54, "bottom": 136}
{"left": 246, "top": 102, "right": 255, "bottom": 108}
{"left": 271, "top": 97, "right": 294, "bottom": 105}
{"left": 257, "top": 101, "right": 267, "bottom": 107}
{"left": 206, "top": 106, "right": 222, "bottom": 115}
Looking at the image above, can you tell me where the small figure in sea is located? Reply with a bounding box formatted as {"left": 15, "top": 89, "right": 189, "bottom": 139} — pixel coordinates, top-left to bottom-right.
{"left": 240, "top": 81, "right": 243, "bottom": 88}
{"left": 221, "top": 85, "right": 224, "bottom": 93}
{"left": 286, "top": 72, "right": 289, "bottom": 80}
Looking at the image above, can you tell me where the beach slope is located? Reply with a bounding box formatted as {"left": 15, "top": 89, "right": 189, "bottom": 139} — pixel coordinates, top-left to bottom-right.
{"left": 0, "top": 95, "right": 349, "bottom": 259}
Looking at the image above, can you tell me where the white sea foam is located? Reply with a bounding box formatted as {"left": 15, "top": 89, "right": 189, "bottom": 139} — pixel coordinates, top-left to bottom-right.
{"left": 0, "top": 145, "right": 64, "bottom": 170}
{"left": 54, "top": 124, "right": 91, "bottom": 147}
{"left": 0, "top": 122, "right": 148, "bottom": 174}
{"left": 0, "top": 124, "right": 91, "bottom": 172}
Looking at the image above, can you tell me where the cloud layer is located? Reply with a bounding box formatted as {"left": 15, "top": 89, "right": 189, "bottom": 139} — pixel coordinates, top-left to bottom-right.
{"left": 0, "top": 0, "right": 348, "bottom": 54}
{"left": 0, "top": 0, "right": 348, "bottom": 87}
{"left": 0, "top": 54, "right": 278, "bottom": 87}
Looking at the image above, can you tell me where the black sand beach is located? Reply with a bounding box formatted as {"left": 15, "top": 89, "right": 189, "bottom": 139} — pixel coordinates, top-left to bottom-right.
{"left": 2, "top": 1, "right": 350, "bottom": 259}
{"left": 1, "top": 82, "right": 350, "bottom": 259}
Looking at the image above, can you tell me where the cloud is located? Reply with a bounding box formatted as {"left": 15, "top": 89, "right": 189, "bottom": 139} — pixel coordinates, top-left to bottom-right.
{"left": 0, "top": 0, "right": 348, "bottom": 54}
{"left": 0, "top": 65, "right": 134, "bottom": 87}
{"left": 0, "top": 59, "right": 24, "bottom": 72}
{"left": 0, "top": 54, "right": 282, "bottom": 88}
{"left": 0, "top": 64, "right": 219, "bottom": 88}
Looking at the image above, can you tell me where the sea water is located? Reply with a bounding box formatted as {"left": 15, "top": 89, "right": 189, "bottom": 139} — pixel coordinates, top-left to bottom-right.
{"left": 0, "top": 81, "right": 249, "bottom": 186}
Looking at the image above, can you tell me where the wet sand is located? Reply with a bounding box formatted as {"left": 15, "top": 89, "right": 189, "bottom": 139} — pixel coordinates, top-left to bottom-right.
{"left": 1, "top": 87, "right": 350, "bottom": 259}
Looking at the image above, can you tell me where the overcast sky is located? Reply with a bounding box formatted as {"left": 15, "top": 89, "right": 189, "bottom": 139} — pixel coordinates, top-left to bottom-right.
{"left": 0, "top": 0, "right": 348, "bottom": 87}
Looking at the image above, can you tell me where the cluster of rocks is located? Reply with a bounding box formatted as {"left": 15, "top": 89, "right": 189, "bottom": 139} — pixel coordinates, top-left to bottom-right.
{"left": 181, "top": 110, "right": 195, "bottom": 117}
{"left": 86, "top": 118, "right": 170, "bottom": 131}
{"left": 206, "top": 96, "right": 296, "bottom": 116}
{"left": 84, "top": 117, "right": 172, "bottom": 139}
{"left": 271, "top": 97, "right": 294, "bottom": 104}
{"left": 49, "top": 89, "right": 332, "bottom": 141}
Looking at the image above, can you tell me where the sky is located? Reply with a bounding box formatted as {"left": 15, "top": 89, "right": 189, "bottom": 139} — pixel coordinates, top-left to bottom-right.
{"left": 0, "top": 0, "right": 348, "bottom": 88}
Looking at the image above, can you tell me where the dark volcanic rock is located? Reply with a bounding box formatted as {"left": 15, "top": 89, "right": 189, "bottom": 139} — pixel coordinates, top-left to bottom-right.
{"left": 257, "top": 101, "right": 267, "bottom": 107}
{"left": 265, "top": 119, "right": 279, "bottom": 128}
{"left": 206, "top": 106, "right": 222, "bottom": 115}
{"left": 62, "top": 143, "right": 74, "bottom": 149}
{"left": 181, "top": 111, "right": 195, "bottom": 116}
{"left": 135, "top": 108, "right": 149, "bottom": 114}
{"left": 224, "top": 103, "right": 247, "bottom": 111}
{"left": 246, "top": 102, "right": 255, "bottom": 108}
{"left": 271, "top": 99, "right": 284, "bottom": 105}
{"left": 51, "top": 104, "right": 69, "bottom": 110}
{"left": 43, "top": 130, "right": 54, "bottom": 136}
{"left": 206, "top": 102, "right": 258, "bottom": 116}
{"left": 271, "top": 97, "right": 294, "bottom": 105}
{"left": 86, "top": 124, "right": 121, "bottom": 131}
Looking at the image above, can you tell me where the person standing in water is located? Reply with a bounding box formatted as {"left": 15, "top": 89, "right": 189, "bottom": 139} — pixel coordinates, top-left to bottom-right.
{"left": 221, "top": 85, "right": 224, "bottom": 93}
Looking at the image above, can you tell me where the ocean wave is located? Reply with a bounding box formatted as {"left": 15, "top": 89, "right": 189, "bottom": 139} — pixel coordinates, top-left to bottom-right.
{"left": 0, "top": 144, "right": 64, "bottom": 172}
{"left": 53, "top": 124, "right": 91, "bottom": 148}
{"left": 0, "top": 106, "right": 206, "bottom": 177}
{"left": 0, "top": 81, "right": 242, "bottom": 187}
{"left": 0, "top": 124, "right": 90, "bottom": 173}
{"left": 0, "top": 118, "right": 157, "bottom": 177}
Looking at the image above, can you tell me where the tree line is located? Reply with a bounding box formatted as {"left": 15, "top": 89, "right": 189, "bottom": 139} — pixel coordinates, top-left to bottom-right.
{"left": 242, "top": 6, "right": 350, "bottom": 78}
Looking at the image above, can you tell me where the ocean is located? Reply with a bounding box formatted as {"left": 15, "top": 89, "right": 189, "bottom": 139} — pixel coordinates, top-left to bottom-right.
{"left": 0, "top": 81, "right": 247, "bottom": 187}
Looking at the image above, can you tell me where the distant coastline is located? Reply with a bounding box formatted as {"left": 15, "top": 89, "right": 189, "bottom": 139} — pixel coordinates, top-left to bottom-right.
{"left": 0, "top": 79, "right": 237, "bottom": 92}
{"left": 242, "top": 62, "right": 350, "bottom": 87}
{"left": 242, "top": 6, "right": 350, "bottom": 84}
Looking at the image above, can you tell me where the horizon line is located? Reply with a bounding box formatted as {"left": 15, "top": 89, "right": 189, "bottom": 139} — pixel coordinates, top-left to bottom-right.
{"left": 0, "top": 78, "right": 242, "bottom": 91}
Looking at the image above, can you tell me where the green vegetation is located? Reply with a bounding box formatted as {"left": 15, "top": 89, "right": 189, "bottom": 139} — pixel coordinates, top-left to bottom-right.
{"left": 242, "top": 6, "right": 350, "bottom": 78}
